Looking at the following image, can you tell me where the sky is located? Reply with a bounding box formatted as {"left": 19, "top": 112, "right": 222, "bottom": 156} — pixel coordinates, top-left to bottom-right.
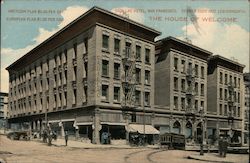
{"left": 1, "top": 0, "right": 249, "bottom": 92}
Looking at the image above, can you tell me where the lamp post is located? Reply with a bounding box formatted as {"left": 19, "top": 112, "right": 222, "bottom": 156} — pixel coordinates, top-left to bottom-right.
{"left": 199, "top": 107, "right": 204, "bottom": 156}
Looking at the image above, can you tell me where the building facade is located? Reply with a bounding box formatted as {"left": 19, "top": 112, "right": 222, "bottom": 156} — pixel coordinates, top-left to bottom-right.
{"left": 243, "top": 73, "right": 250, "bottom": 145}
{"left": 207, "top": 55, "right": 245, "bottom": 145}
{"left": 154, "top": 37, "right": 212, "bottom": 144}
{"left": 6, "top": 7, "right": 161, "bottom": 144}
{"left": 0, "top": 92, "right": 8, "bottom": 129}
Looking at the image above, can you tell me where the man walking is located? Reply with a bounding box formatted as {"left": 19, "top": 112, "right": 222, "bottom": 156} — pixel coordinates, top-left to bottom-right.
{"left": 65, "top": 131, "right": 68, "bottom": 146}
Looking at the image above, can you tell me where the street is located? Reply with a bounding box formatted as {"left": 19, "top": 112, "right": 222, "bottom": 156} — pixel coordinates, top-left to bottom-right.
{"left": 0, "top": 135, "right": 248, "bottom": 163}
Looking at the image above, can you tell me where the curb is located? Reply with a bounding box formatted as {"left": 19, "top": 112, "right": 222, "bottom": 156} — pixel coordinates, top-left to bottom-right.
{"left": 187, "top": 155, "right": 234, "bottom": 163}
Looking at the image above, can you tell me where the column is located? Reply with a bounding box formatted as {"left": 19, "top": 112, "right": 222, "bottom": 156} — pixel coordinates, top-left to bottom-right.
{"left": 92, "top": 108, "right": 101, "bottom": 144}
{"left": 181, "top": 119, "right": 185, "bottom": 135}
{"left": 192, "top": 121, "right": 196, "bottom": 143}
{"left": 216, "top": 120, "right": 220, "bottom": 145}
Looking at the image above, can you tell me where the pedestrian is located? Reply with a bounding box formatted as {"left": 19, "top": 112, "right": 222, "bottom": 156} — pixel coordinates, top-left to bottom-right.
{"left": 65, "top": 131, "right": 68, "bottom": 146}
{"left": 218, "top": 136, "right": 223, "bottom": 157}
{"left": 222, "top": 137, "right": 228, "bottom": 157}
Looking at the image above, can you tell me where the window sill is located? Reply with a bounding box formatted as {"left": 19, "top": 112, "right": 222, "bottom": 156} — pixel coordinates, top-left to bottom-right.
{"left": 113, "top": 101, "right": 121, "bottom": 104}
{"left": 114, "top": 52, "right": 120, "bottom": 56}
{"left": 102, "top": 48, "right": 110, "bottom": 53}
{"left": 102, "top": 75, "right": 110, "bottom": 79}
{"left": 101, "top": 100, "right": 109, "bottom": 103}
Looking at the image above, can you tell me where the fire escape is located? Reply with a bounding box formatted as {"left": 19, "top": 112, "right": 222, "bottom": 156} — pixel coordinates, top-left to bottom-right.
{"left": 185, "top": 66, "right": 196, "bottom": 118}
{"left": 121, "top": 44, "right": 136, "bottom": 109}
{"left": 228, "top": 81, "right": 236, "bottom": 128}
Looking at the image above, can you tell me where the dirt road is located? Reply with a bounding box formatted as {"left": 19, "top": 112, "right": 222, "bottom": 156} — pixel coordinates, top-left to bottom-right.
{"left": 0, "top": 135, "right": 248, "bottom": 163}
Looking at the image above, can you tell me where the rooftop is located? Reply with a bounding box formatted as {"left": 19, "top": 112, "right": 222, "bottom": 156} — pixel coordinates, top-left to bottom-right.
{"left": 6, "top": 6, "right": 161, "bottom": 72}
{"left": 208, "top": 55, "right": 245, "bottom": 73}
{"left": 156, "top": 36, "right": 212, "bottom": 60}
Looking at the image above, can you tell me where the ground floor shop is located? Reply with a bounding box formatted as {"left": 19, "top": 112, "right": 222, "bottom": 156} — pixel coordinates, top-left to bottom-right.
{"left": 7, "top": 107, "right": 244, "bottom": 146}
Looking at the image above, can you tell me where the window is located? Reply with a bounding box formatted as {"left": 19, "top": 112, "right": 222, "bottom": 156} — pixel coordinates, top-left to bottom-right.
{"left": 229, "top": 75, "right": 232, "bottom": 85}
{"left": 225, "top": 74, "right": 228, "bottom": 84}
{"left": 234, "top": 91, "right": 237, "bottom": 101}
{"left": 102, "top": 35, "right": 109, "bottom": 49}
{"left": 136, "top": 68, "right": 141, "bottom": 83}
{"left": 181, "top": 60, "right": 185, "bottom": 73}
{"left": 64, "top": 92, "right": 67, "bottom": 106}
{"left": 135, "top": 90, "right": 141, "bottom": 105}
{"left": 174, "top": 96, "right": 178, "bottom": 110}
{"left": 54, "top": 94, "right": 57, "bottom": 108}
{"left": 102, "top": 60, "right": 109, "bottom": 77}
{"left": 145, "top": 48, "right": 150, "bottom": 64}
{"left": 200, "top": 101, "right": 204, "bottom": 109}
{"left": 114, "top": 38, "right": 120, "bottom": 53}
{"left": 64, "top": 49, "right": 67, "bottom": 63}
{"left": 136, "top": 45, "right": 141, "bottom": 60}
{"left": 174, "top": 57, "right": 178, "bottom": 71}
{"left": 131, "top": 113, "right": 136, "bottom": 123}
{"left": 84, "top": 38, "right": 88, "bottom": 54}
{"left": 114, "top": 63, "right": 120, "bottom": 79}
{"left": 234, "top": 77, "right": 237, "bottom": 87}
{"left": 238, "top": 78, "right": 240, "bottom": 88}
{"left": 73, "top": 66, "right": 77, "bottom": 81}
{"left": 195, "top": 82, "right": 198, "bottom": 94}
{"left": 102, "top": 85, "right": 109, "bottom": 101}
{"left": 181, "top": 98, "right": 185, "bottom": 110}
{"left": 145, "top": 92, "right": 150, "bottom": 105}
{"left": 73, "top": 89, "right": 77, "bottom": 105}
{"left": 219, "top": 88, "right": 223, "bottom": 100}
{"left": 114, "top": 87, "right": 120, "bottom": 102}
{"left": 181, "top": 79, "right": 185, "bottom": 92}
{"left": 174, "top": 77, "right": 178, "bottom": 91}
{"left": 224, "top": 105, "right": 228, "bottom": 116}
{"left": 220, "top": 72, "right": 223, "bottom": 84}
{"left": 238, "top": 93, "right": 240, "bottom": 103}
{"left": 224, "top": 89, "right": 228, "bottom": 100}
{"left": 195, "top": 100, "right": 198, "bottom": 111}
{"left": 58, "top": 93, "right": 61, "bottom": 107}
{"left": 195, "top": 64, "right": 198, "bottom": 77}
{"left": 145, "top": 70, "right": 150, "bottom": 85}
{"left": 201, "top": 66, "right": 204, "bottom": 78}
{"left": 201, "top": 84, "right": 204, "bottom": 96}
{"left": 125, "top": 42, "right": 131, "bottom": 58}
{"left": 73, "top": 43, "right": 77, "bottom": 59}
{"left": 219, "top": 104, "right": 222, "bottom": 115}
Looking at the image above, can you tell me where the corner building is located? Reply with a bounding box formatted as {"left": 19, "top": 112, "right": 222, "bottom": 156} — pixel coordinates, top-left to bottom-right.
{"left": 243, "top": 73, "right": 249, "bottom": 146}
{"left": 6, "top": 7, "right": 161, "bottom": 144}
{"left": 155, "top": 37, "right": 212, "bottom": 144}
{"left": 207, "top": 55, "right": 245, "bottom": 146}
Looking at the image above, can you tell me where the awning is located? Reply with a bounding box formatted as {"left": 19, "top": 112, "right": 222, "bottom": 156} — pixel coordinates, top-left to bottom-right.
{"left": 101, "top": 122, "right": 126, "bottom": 126}
{"left": 126, "top": 124, "right": 160, "bottom": 134}
{"left": 76, "top": 122, "right": 93, "bottom": 126}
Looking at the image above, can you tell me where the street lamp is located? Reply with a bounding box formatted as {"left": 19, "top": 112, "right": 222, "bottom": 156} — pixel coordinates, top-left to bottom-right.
{"left": 199, "top": 107, "right": 204, "bottom": 156}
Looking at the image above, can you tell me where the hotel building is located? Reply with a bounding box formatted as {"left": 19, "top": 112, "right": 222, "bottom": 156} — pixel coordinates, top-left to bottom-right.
{"left": 207, "top": 55, "right": 245, "bottom": 145}
{"left": 6, "top": 7, "right": 161, "bottom": 144}
{"left": 154, "top": 37, "right": 212, "bottom": 143}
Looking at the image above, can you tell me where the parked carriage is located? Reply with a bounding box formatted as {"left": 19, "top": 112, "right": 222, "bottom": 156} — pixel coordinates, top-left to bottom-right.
{"left": 160, "top": 133, "right": 185, "bottom": 150}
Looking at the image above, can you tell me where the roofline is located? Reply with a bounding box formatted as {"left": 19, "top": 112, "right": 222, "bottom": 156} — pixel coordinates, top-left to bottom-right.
{"left": 157, "top": 36, "right": 213, "bottom": 55}
{"left": 209, "top": 55, "right": 245, "bottom": 68}
{"left": 6, "top": 6, "right": 161, "bottom": 71}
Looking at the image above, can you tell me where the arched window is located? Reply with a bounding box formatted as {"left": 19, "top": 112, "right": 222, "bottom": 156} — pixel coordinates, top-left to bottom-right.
{"left": 185, "top": 121, "right": 192, "bottom": 139}
{"left": 173, "top": 121, "right": 181, "bottom": 134}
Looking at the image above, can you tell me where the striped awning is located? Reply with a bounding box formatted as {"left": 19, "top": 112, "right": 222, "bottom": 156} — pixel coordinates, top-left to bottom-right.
{"left": 126, "top": 124, "right": 160, "bottom": 134}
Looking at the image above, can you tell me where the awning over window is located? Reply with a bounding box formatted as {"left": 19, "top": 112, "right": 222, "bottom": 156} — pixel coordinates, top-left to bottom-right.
{"left": 126, "top": 124, "right": 160, "bottom": 134}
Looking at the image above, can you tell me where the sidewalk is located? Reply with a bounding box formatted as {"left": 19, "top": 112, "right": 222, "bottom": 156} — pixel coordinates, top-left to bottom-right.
{"left": 188, "top": 153, "right": 248, "bottom": 163}
{"left": 38, "top": 138, "right": 159, "bottom": 149}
